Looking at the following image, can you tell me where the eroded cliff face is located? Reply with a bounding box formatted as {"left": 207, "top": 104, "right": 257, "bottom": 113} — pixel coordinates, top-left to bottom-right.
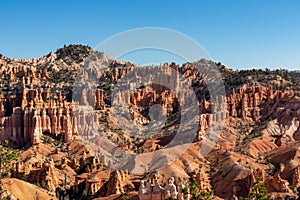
{"left": 0, "top": 89, "right": 79, "bottom": 146}
{"left": 94, "top": 64, "right": 299, "bottom": 146}
{"left": 0, "top": 45, "right": 300, "bottom": 199}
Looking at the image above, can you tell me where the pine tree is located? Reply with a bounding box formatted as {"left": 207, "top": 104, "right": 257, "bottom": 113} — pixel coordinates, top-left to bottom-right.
{"left": 249, "top": 180, "right": 271, "bottom": 200}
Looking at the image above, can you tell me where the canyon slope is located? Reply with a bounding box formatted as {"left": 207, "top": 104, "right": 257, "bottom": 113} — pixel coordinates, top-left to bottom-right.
{"left": 0, "top": 45, "right": 300, "bottom": 200}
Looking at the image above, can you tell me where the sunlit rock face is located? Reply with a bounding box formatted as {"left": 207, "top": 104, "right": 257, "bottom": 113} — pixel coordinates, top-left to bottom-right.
{"left": 1, "top": 45, "right": 300, "bottom": 199}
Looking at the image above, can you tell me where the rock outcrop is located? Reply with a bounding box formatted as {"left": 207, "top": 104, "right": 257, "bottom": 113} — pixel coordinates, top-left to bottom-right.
{"left": 1, "top": 45, "right": 300, "bottom": 199}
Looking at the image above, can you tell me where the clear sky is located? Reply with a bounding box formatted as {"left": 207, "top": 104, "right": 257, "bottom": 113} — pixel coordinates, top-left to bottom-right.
{"left": 0, "top": 0, "right": 299, "bottom": 70}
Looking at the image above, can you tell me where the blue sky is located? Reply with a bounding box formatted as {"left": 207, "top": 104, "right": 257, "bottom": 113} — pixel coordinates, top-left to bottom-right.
{"left": 0, "top": 0, "right": 299, "bottom": 70}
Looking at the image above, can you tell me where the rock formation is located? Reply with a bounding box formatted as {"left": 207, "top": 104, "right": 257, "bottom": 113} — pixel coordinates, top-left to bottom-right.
{"left": 0, "top": 45, "right": 300, "bottom": 199}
